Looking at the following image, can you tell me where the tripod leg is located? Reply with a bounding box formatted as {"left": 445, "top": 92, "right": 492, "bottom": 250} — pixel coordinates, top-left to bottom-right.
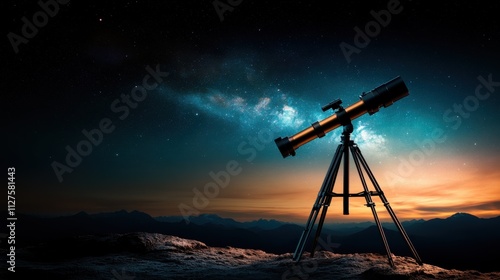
{"left": 310, "top": 145, "right": 344, "bottom": 257}
{"left": 350, "top": 146, "right": 395, "bottom": 267}
{"left": 293, "top": 144, "right": 343, "bottom": 262}
{"left": 352, "top": 145, "right": 423, "bottom": 265}
{"left": 310, "top": 182, "right": 336, "bottom": 257}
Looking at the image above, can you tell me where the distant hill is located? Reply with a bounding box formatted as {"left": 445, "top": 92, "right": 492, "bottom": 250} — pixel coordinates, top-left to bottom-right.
{"left": 155, "top": 213, "right": 289, "bottom": 230}
{"left": 404, "top": 212, "right": 500, "bottom": 238}
{"left": 403, "top": 213, "right": 500, "bottom": 271}
{"left": 1, "top": 211, "right": 499, "bottom": 272}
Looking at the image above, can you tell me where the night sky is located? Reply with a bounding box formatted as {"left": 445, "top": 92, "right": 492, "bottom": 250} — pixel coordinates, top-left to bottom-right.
{"left": 5, "top": 1, "right": 500, "bottom": 223}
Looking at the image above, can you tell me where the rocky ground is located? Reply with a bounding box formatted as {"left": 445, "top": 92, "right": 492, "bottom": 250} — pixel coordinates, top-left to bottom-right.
{"left": 2, "top": 232, "right": 499, "bottom": 279}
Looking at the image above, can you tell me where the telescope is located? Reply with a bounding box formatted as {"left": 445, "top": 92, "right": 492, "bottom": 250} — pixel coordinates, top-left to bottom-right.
{"left": 277, "top": 76, "right": 422, "bottom": 267}
{"left": 274, "top": 76, "right": 409, "bottom": 158}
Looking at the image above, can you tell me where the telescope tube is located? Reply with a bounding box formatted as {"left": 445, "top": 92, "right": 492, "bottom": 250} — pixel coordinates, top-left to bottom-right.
{"left": 275, "top": 76, "right": 409, "bottom": 158}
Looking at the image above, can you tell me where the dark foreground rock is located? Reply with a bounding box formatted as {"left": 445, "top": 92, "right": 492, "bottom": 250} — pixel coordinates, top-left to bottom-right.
{"left": 2, "top": 232, "right": 499, "bottom": 279}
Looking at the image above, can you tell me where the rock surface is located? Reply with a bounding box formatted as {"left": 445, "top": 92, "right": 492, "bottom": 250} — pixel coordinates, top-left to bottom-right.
{"left": 5, "top": 232, "right": 500, "bottom": 279}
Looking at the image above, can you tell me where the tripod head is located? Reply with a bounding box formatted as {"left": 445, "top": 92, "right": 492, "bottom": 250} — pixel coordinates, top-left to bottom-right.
{"left": 322, "top": 99, "right": 354, "bottom": 137}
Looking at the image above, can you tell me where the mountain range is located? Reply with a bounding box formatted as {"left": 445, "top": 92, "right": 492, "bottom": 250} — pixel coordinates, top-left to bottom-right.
{"left": 155, "top": 213, "right": 290, "bottom": 230}
{"left": 1, "top": 211, "right": 499, "bottom": 272}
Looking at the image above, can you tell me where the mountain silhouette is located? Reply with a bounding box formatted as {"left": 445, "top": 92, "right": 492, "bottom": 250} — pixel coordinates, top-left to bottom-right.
{"left": 155, "top": 213, "right": 289, "bottom": 230}
{"left": 405, "top": 212, "right": 500, "bottom": 239}
{"left": 333, "top": 225, "right": 417, "bottom": 256}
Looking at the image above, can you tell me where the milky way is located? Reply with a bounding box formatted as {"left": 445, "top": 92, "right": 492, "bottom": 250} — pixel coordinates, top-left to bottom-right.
{"left": 5, "top": 1, "right": 500, "bottom": 221}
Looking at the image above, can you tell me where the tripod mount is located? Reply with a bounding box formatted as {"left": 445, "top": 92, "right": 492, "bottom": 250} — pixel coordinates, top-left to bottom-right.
{"left": 292, "top": 102, "right": 422, "bottom": 267}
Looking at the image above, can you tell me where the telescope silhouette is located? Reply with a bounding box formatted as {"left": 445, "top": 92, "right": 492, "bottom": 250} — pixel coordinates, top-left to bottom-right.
{"left": 273, "top": 77, "right": 422, "bottom": 267}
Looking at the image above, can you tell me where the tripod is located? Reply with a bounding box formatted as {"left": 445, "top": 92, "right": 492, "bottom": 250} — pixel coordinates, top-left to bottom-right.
{"left": 292, "top": 123, "right": 423, "bottom": 267}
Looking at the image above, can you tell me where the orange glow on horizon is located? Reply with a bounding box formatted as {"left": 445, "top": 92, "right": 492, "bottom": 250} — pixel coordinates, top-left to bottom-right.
{"left": 19, "top": 155, "right": 500, "bottom": 223}
{"left": 204, "top": 154, "right": 500, "bottom": 222}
